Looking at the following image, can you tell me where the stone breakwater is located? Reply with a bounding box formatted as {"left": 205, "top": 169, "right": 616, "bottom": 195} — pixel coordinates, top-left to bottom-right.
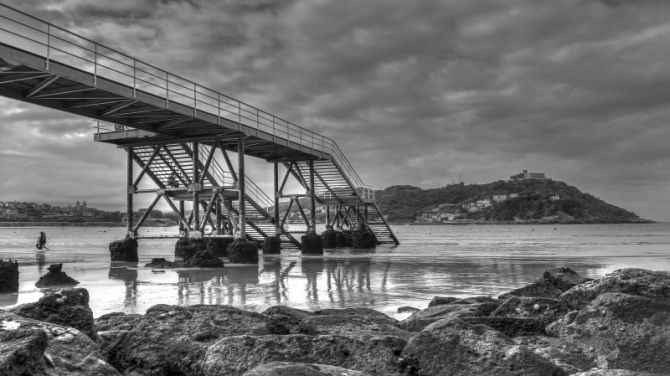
{"left": 1, "top": 268, "right": 669, "bottom": 375}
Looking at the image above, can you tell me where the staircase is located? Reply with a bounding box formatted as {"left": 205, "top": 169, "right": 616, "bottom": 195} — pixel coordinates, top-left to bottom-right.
{"left": 293, "top": 159, "right": 399, "bottom": 245}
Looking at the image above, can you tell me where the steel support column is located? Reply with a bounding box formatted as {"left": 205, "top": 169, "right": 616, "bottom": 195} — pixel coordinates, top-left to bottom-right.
{"left": 326, "top": 205, "right": 330, "bottom": 226}
{"left": 192, "top": 142, "right": 200, "bottom": 233}
{"left": 179, "top": 200, "right": 185, "bottom": 234}
{"left": 126, "top": 147, "right": 134, "bottom": 237}
{"left": 216, "top": 200, "right": 222, "bottom": 234}
{"left": 309, "top": 159, "right": 316, "bottom": 235}
{"left": 274, "top": 162, "right": 280, "bottom": 235}
{"left": 238, "top": 138, "right": 246, "bottom": 239}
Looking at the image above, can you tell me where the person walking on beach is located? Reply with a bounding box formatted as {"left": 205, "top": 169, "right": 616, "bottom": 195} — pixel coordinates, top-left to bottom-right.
{"left": 36, "top": 231, "right": 48, "bottom": 250}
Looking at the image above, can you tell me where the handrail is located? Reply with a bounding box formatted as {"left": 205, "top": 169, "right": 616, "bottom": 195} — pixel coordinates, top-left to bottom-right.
{"left": 0, "top": 3, "right": 374, "bottom": 203}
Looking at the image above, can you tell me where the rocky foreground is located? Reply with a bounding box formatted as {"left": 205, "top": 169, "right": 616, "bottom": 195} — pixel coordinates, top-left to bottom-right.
{"left": 1, "top": 267, "right": 669, "bottom": 375}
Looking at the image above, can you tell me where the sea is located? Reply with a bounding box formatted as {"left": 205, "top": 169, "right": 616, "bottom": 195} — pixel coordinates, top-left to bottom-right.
{"left": 1, "top": 223, "right": 669, "bottom": 319}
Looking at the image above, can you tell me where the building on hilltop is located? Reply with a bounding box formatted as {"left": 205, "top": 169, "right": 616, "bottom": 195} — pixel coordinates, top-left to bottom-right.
{"left": 510, "top": 170, "right": 549, "bottom": 181}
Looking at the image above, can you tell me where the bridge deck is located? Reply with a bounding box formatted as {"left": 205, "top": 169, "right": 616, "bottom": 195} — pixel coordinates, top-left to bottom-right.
{"left": 0, "top": 4, "right": 399, "bottom": 245}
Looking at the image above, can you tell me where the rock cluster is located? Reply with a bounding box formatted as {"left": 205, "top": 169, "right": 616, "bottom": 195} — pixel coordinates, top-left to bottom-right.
{"left": 1, "top": 289, "right": 117, "bottom": 375}
{"left": 2, "top": 267, "right": 669, "bottom": 376}
{"left": 35, "top": 263, "right": 79, "bottom": 287}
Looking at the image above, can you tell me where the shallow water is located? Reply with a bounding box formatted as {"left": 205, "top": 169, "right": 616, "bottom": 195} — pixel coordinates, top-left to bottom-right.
{"left": 1, "top": 223, "right": 669, "bottom": 319}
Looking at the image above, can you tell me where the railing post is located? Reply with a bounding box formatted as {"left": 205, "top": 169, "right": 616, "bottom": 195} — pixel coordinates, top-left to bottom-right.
{"left": 45, "top": 24, "right": 50, "bottom": 70}
{"left": 217, "top": 93, "right": 221, "bottom": 125}
{"left": 93, "top": 44, "right": 97, "bottom": 86}
{"left": 193, "top": 83, "right": 197, "bottom": 117}
{"left": 256, "top": 108, "right": 260, "bottom": 136}
{"left": 165, "top": 72, "right": 169, "bottom": 108}
{"left": 237, "top": 102, "right": 242, "bottom": 131}
{"left": 132, "top": 60, "right": 136, "bottom": 98}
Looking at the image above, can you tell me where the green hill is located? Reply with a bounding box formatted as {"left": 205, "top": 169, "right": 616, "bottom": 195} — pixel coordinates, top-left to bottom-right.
{"left": 375, "top": 179, "right": 648, "bottom": 224}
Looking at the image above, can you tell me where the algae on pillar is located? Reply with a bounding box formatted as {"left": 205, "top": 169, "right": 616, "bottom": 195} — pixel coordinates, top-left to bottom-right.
{"left": 301, "top": 233, "right": 324, "bottom": 254}
{"left": 321, "top": 226, "right": 338, "bottom": 248}
{"left": 263, "top": 236, "right": 282, "bottom": 254}
{"left": 109, "top": 237, "right": 138, "bottom": 262}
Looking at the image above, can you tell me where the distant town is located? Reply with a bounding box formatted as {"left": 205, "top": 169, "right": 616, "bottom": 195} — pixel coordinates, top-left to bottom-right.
{"left": 0, "top": 200, "right": 126, "bottom": 224}
{"left": 416, "top": 170, "right": 558, "bottom": 224}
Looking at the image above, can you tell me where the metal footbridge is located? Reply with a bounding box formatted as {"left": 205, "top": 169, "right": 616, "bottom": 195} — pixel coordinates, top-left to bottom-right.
{"left": 0, "top": 4, "right": 398, "bottom": 247}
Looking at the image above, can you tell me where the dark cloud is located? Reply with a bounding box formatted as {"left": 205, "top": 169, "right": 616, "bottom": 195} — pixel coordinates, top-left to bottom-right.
{"left": 0, "top": 0, "right": 669, "bottom": 220}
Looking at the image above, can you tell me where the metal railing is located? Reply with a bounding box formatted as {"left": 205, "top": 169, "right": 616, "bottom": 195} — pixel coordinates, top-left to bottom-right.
{"left": 0, "top": 3, "right": 373, "bottom": 203}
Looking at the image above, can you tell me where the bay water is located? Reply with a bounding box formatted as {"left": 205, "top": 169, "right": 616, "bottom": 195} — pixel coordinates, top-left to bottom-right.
{"left": 1, "top": 223, "right": 669, "bottom": 319}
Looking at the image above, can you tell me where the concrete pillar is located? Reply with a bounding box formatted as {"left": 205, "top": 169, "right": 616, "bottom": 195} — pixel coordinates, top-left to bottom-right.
{"left": 0, "top": 259, "right": 19, "bottom": 293}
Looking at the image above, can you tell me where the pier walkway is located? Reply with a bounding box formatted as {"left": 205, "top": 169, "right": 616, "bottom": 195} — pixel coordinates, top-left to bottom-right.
{"left": 0, "top": 4, "right": 398, "bottom": 246}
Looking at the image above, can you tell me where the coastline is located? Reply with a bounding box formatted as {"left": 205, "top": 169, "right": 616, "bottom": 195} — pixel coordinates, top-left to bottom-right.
{"left": 2, "top": 266, "right": 669, "bottom": 375}
{"left": 0, "top": 222, "right": 126, "bottom": 227}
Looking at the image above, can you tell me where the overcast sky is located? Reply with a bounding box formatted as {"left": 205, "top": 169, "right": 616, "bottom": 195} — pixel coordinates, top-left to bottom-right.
{"left": 0, "top": 0, "right": 669, "bottom": 221}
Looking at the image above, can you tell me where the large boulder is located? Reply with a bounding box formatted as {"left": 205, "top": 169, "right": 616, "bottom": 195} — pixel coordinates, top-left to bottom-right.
{"left": 499, "top": 267, "right": 590, "bottom": 300}
{"left": 262, "top": 306, "right": 316, "bottom": 334}
{"left": 0, "top": 325, "right": 48, "bottom": 375}
{"left": 228, "top": 239, "right": 259, "bottom": 264}
{"left": 184, "top": 249, "right": 224, "bottom": 268}
{"left": 207, "top": 237, "right": 234, "bottom": 257}
{"left": 35, "top": 264, "right": 79, "bottom": 287}
{"left": 242, "top": 362, "right": 372, "bottom": 376}
{"left": 401, "top": 317, "right": 567, "bottom": 376}
{"left": 109, "top": 237, "right": 138, "bottom": 262}
{"left": 203, "top": 334, "right": 406, "bottom": 376}
{"left": 301, "top": 234, "right": 324, "bottom": 255}
{"left": 460, "top": 316, "right": 546, "bottom": 337}
{"left": 299, "top": 308, "right": 410, "bottom": 339}
{"left": 10, "top": 288, "right": 96, "bottom": 340}
{"left": 560, "top": 268, "right": 670, "bottom": 310}
{"left": 400, "top": 300, "right": 499, "bottom": 332}
{"left": 0, "top": 259, "right": 19, "bottom": 293}
{"left": 550, "top": 292, "right": 670, "bottom": 373}
{"left": 491, "top": 296, "right": 569, "bottom": 326}
{"left": 0, "top": 311, "right": 120, "bottom": 375}
{"left": 95, "top": 304, "right": 275, "bottom": 375}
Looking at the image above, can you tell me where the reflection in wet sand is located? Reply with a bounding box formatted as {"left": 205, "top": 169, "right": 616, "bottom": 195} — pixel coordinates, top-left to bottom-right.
{"left": 104, "top": 250, "right": 609, "bottom": 317}
{"left": 35, "top": 251, "right": 45, "bottom": 273}
{"left": 108, "top": 263, "right": 138, "bottom": 309}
